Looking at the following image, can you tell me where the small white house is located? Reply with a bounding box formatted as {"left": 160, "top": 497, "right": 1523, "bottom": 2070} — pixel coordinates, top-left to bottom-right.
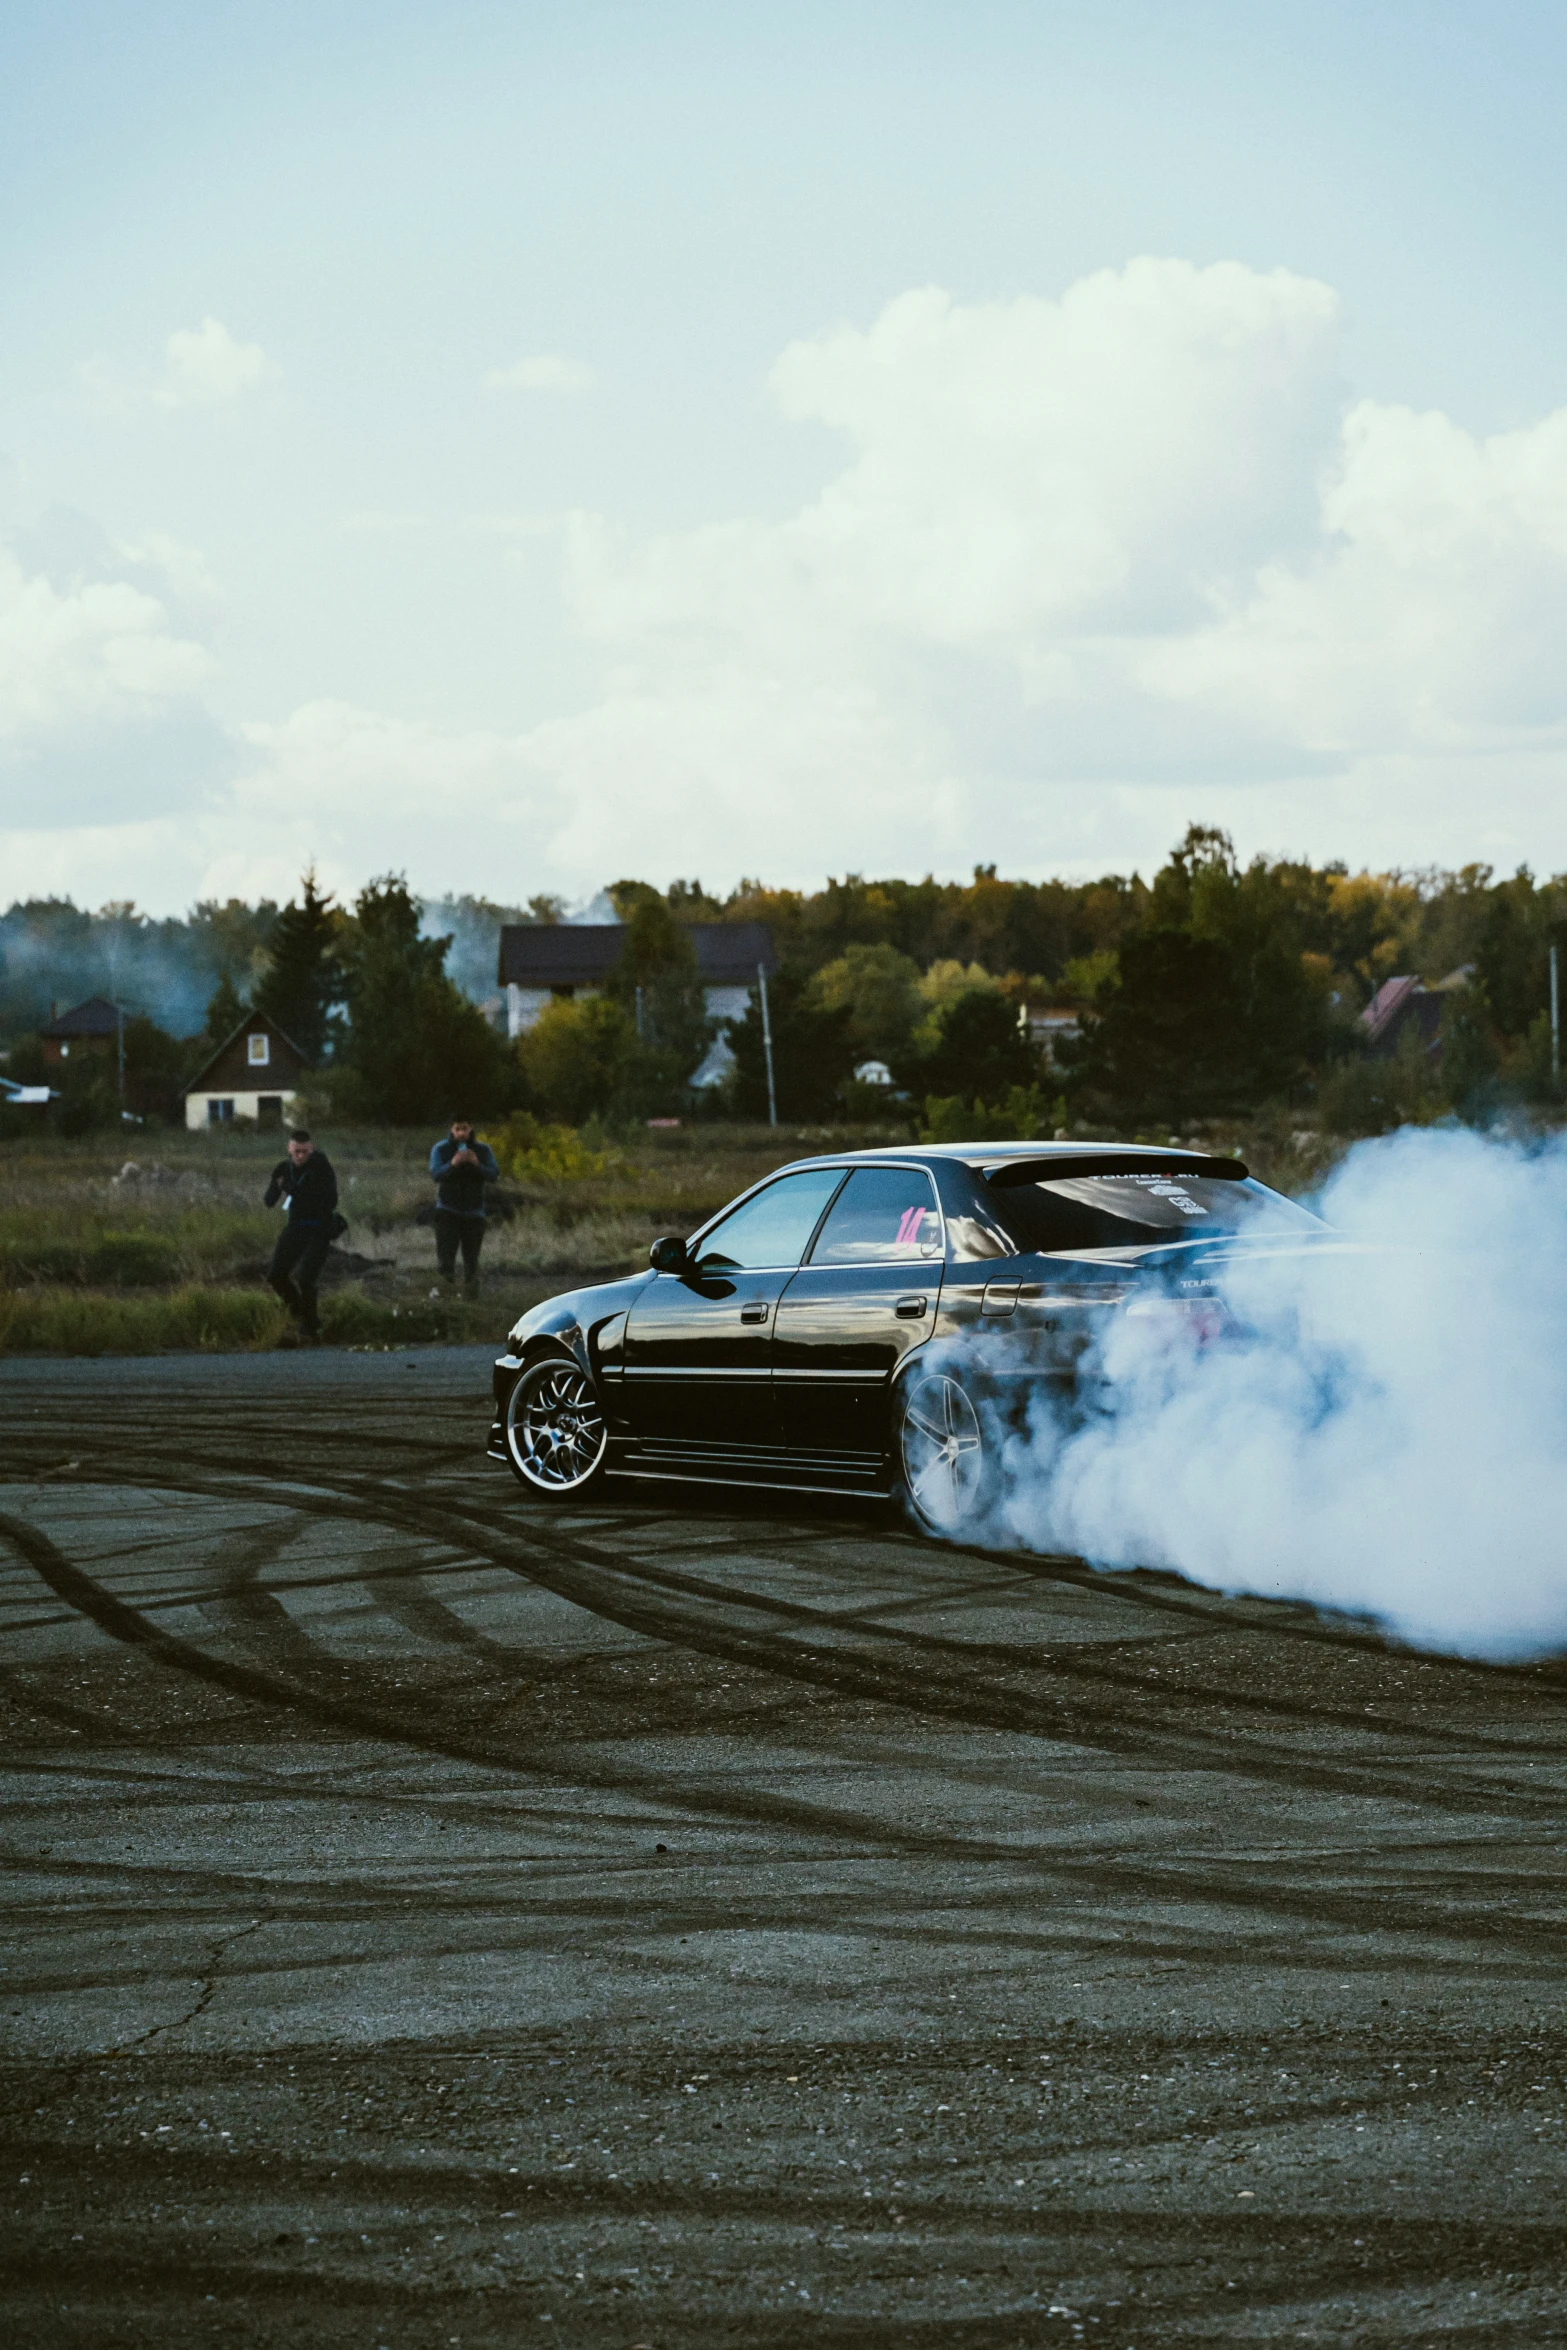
{"left": 182, "top": 1012, "right": 309, "bottom": 1130}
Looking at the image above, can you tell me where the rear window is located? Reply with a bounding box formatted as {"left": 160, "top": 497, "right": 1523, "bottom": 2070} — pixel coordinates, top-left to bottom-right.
{"left": 991, "top": 1170, "right": 1321, "bottom": 1254}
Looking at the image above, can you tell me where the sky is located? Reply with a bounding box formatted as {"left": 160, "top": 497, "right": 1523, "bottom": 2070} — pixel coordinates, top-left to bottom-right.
{"left": 3, "top": 0, "right": 1567, "bottom": 915}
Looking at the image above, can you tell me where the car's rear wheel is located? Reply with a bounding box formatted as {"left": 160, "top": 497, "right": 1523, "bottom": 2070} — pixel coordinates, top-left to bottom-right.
{"left": 504, "top": 1353, "right": 609, "bottom": 1501}
{"left": 897, "top": 1369, "right": 989, "bottom": 1537}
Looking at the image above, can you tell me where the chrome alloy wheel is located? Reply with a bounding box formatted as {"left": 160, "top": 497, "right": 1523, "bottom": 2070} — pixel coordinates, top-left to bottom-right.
{"left": 505, "top": 1356, "right": 608, "bottom": 1497}
{"left": 899, "top": 1371, "right": 986, "bottom": 1535}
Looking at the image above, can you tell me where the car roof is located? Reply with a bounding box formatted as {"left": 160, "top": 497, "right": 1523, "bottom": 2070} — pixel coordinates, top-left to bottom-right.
{"left": 785, "top": 1140, "right": 1225, "bottom": 1171}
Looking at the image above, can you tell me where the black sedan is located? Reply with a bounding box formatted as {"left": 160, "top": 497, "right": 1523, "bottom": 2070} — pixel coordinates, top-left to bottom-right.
{"left": 487, "top": 1142, "right": 1326, "bottom": 1535}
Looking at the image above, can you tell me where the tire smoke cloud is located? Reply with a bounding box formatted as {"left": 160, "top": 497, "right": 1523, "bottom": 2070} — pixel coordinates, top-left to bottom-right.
{"left": 982, "top": 1127, "right": 1567, "bottom": 1660}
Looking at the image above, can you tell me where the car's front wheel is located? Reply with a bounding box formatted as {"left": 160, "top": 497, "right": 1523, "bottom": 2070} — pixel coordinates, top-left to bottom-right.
{"left": 897, "top": 1369, "right": 990, "bottom": 1538}
{"left": 503, "top": 1353, "right": 609, "bottom": 1501}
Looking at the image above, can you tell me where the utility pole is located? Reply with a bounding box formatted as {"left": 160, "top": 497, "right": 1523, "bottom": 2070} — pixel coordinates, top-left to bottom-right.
{"left": 107, "top": 925, "right": 126, "bottom": 1109}
{"left": 758, "top": 963, "right": 778, "bottom": 1127}
{"left": 1551, "top": 941, "right": 1560, "bottom": 1086}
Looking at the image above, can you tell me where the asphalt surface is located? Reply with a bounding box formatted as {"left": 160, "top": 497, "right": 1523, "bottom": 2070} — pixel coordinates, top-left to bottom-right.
{"left": 2, "top": 1346, "right": 1566, "bottom": 2348}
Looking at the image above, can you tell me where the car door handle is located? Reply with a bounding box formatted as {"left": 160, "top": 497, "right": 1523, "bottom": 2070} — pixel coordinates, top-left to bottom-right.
{"left": 895, "top": 1294, "right": 929, "bottom": 1319}
{"left": 739, "top": 1301, "right": 770, "bottom": 1324}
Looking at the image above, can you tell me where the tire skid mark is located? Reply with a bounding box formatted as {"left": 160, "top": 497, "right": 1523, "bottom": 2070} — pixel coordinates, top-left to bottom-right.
{"left": 334, "top": 1434, "right": 1567, "bottom": 1692}
{"left": 201, "top": 1511, "right": 329, "bottom": 1666}
{"left": 68, "top": 1434, "right": 1567, "bottom": 1741}
{"left": 0, "top": 1508, "right": 1227, "bottom": 1872}
{"left": 13, "top": 1842, "right": 1556, "bottom": 1972}
{"left": 12, "top": 1405, "right": 1544, "bottom": 1675}
{"left": 16, "top": 1458, "right": 1567, "bottom": 1818}
{"left": 5, "top": 1509, "right": 1565, "bottom": 1962}
{"left": 25, "top": 1406, "right": 1567, "bottom": 1697}
{"left": 334, "top": 1469, "right": 1567, "bottom": 1795}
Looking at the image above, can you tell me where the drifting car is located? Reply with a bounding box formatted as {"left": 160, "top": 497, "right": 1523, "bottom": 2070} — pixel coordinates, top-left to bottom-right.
{"left": 487, "top": 1141, "right": 1327, "bottom": 1535}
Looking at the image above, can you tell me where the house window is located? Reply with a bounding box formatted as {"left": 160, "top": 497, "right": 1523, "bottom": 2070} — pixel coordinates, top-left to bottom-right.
{"left": 248, "top": 1033, "right": 270, "bottom": 1066}
{"left": 257, "top": 1095, "right": 283, "bottom": 1127}
{"left": 207, "top": 1098, "right": 235, "bottom": 1124}
{"left": 59, "top": 1042, "right": 69, "bottom": 1059}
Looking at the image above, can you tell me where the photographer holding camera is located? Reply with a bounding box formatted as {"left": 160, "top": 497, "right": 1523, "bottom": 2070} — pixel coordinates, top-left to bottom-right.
{"left": 428, "top": 1117, "right": 499, "bottom": 1297}
{"left": 264, "top": 1128, "right": 339, "bottom": 1343}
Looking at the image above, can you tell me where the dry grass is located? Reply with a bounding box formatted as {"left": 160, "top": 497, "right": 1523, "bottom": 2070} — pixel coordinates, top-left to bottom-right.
{"left": 0, "top": 1118, "right": 910, "bottom": 1352}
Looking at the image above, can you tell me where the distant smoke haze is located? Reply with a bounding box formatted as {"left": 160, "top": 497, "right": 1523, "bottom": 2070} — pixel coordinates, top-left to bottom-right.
{"left": 977, "top": 1128, "right": 1567, "bottom": 1660}
{"left": 1, "top": 891, "right": 548, "bottom": 1039}
{"left": 0, "top": 900, "right": 274, "bottom": 1039}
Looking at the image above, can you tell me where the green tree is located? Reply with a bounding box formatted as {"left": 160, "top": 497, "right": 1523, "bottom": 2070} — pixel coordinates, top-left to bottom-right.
{"left": 339, "top": 875, "right": 512, "bottom": 1123}
{"left": 806, "top": 942, "right": 923, "bottom": 1065}
{"left": 610, "top": 897, "right": 711, "bottom": 1068}
{"left": 900, "top": 987, "right": 1037, "bottom": 1107}
{"left": 1063, "top": 928, "right": 1243, "bottom": 1126}
{"left": 919, "top": 1084, "right": 1058, "bottom": 1143}
{"left": 1511, "top": 1007, "right": 1566, "bottom": 1107}
{"left": 1317, "top": 1024, "right": 1440, "bottom": 1137}
{"left": 1065, "top": 826, "right": 1340, "bottom": 1123}
{"left": 1474, "top": 870, "right": 1553, "bottom": 1044}
{"left": 122, "top": 1016, "right": 190, "bottom": 1121}
{"left": 727, "top": 971, "right": 855, "bottom": 1118}
{"left": 518, "top": 995, "right": 637, "bottom": 1125}
{"left": 253, "top": 871, "right": 343, "bottom": 1063}
{"left": 203, "top": 970, "right": 246, "bottom": 1044}
{"left": 1437, "top": 984, "right": 1501, "bottom": 1121}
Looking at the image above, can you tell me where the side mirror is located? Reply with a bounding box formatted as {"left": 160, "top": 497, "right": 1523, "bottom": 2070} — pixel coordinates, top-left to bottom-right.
{"left": 649, "top": 1234, "right": 690, "bottom": 1273}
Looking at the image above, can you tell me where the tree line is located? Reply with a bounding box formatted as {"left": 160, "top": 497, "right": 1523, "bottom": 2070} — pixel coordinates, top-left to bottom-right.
{"left": 4, "top": 829, "right": 1565, "bottom": 1133}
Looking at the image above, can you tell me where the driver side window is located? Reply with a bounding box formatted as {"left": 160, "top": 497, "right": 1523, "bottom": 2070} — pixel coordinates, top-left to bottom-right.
{"left": 696, "top": 1168, "right": 845, "bottom": 1271}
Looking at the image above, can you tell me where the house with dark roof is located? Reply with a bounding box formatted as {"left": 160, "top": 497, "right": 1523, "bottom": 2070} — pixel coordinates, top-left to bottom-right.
{"left": 496, "top": 922, "right": 777, "bottom": 1039}
{"left": 39, "top": 996, "right": 123, "bottom": 1067}
{"left": 181, "top": 1011, "right": 310, "bottom": 1130}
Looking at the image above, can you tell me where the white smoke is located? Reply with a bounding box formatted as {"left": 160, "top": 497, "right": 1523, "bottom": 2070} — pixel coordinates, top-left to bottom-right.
{"left": 979, "top": 1126, "right": 1567, "bottom": 1660}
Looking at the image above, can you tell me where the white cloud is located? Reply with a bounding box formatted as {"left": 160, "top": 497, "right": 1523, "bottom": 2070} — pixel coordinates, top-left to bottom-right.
{"left": 114, "top": 531, "right": 221, "bottom": 605}
{"left": 17, "top": 258, "right": 1567, "bottom": 905}
{"left": 79, "top": 317, "right": 272, "bottom": 413}
{"left": 482, "top": 353, "right": 596, "bottom": 394}
{"left": 0, "top": 548, "right": 212, "bottom": 745}
{"left": 528, "top": 259, "right": 1567, "bottom": 863}
{"left": 1142, "top": 397, "right": 1567, "bottom": 752}
{"left": 154, "top": 317, "right": 270, "bottom": 407}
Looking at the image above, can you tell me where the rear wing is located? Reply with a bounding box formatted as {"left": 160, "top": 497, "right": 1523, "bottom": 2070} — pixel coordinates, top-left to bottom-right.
{"left": 984, "top": 1152, "right": 1249, "bottom": 1188}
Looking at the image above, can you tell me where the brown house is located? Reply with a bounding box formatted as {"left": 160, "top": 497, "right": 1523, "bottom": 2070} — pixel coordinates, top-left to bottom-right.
{"left": 1361, "top": 968, "right": 1472, "bottom": 1062}
{"left": 181, "top": 1011, "right": 310, "bottom": 1130}
{"left": 39, "top": 996, "right": 122, "bottom": 1067}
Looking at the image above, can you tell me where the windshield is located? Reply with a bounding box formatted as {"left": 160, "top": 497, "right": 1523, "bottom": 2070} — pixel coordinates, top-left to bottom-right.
{"left": 992, "top": 1171, "right": 1323, "bottom": 1254}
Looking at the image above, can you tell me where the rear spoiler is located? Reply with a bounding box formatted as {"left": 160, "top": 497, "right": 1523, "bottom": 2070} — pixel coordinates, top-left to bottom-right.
{"left": 985, "top": 1152, "right": 1249, "bottom": 1188}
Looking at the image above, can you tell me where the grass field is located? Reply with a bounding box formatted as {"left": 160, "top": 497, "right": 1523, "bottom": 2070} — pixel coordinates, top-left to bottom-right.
{"left": 0, "top": 1111, "right": 1339, "bottom": 1354}
{"left": 0, "top": 1119, "right": 907, "bottom": 1353}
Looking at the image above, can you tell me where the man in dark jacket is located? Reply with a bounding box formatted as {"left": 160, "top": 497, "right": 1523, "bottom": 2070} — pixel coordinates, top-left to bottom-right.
{"left": 429, "top": 1118, "right": 499, "bottom": 1296}
{"left": 264, "top": 1128, "right": 338, "bottom": 1341}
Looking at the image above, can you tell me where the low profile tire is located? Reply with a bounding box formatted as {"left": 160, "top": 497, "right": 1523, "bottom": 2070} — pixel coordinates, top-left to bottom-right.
{"left": 503, "top": 1352, "right": 610, "bottom": 1502}
{"left": 897, "top": 1368, "right": 991, "bottom": 1538}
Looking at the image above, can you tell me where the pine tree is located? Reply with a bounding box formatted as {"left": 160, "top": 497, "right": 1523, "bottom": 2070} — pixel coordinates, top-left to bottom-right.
{"left": 203, "top": 970, "right": 247, "bottom": 1044}
{"left": 253, "top": 870, "right": 342, "bottom": 1064}
{"left": 339, "top": 874, "right": 510, "bottom": 1123}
